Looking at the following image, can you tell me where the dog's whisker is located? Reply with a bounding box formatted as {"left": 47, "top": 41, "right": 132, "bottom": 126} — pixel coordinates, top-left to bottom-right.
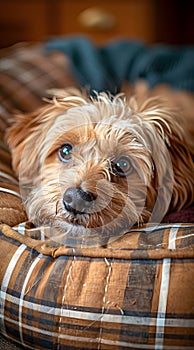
{"left": 55, "top": 199, "right": 61, "bottom": 216}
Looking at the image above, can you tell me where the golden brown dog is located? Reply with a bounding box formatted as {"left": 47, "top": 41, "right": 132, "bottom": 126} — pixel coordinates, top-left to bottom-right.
{"left": 7, "top": 88, "right": 194, "bottom": 245}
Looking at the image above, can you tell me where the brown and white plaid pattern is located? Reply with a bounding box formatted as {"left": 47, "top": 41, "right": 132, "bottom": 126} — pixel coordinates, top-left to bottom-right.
{"left": 0, "top": 222, "right": 194, "bottom": 349}
{"left": 0, "top": 43, "right": 78, "bottom": 118}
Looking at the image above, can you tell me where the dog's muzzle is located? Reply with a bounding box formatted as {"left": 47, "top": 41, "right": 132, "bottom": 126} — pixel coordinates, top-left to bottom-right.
{"left": 63, "top": 187, "right": 96, "bottom": 215}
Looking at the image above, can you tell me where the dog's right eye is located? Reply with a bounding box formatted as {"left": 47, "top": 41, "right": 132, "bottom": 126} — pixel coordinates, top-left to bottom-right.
{"left": 58, "top": 143, "right": 73, "bottom": 162}
{"left": 112, "top": 156, "right": 133, "bottom": 177}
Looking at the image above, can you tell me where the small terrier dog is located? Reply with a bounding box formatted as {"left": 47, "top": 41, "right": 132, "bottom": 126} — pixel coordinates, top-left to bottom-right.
{"left": 7, "top": 89, "right": 194, "bottom": 245}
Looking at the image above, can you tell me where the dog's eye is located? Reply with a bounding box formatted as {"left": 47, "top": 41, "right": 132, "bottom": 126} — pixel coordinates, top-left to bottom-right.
{"left": 112, "top": 156, "right": 133, "bottom": 177}
{"left": 58, "top": 143, "right": 73, "bottom": 162}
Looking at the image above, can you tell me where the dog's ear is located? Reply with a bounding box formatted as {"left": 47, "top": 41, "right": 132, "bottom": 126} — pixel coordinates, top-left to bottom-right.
{"left": 134, "top": 97, "right": 194, "bottom": 213}
{"left": 7, "top": 108, "right": 44, "bottom": 176}
{"left": 6, "top": 105, "right": 66, "bottom": 177}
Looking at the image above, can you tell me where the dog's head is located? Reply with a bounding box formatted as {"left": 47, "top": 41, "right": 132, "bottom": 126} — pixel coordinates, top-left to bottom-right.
{"left": 7, "top": 89, "right": 194, "bottom": 245}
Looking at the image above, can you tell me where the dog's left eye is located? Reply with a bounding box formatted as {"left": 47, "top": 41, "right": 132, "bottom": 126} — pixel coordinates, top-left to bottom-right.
{"left": 58, "top": 143, "right": 73, "bottom": 162}
{"left": 112, "top": 156, "right": 133, "bottom": 177}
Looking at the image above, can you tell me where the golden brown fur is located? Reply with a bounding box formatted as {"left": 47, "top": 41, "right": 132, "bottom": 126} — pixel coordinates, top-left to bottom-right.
{"left": 7, "top": 88, "right": 194, "bottom": 245}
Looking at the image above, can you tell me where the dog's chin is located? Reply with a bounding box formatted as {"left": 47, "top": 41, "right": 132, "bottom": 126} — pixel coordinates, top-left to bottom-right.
{"left": 43, "top": 220, "right": 111, "bottom": 247}
{"left": 33, "top": 207, "right": 139, "bottom": 247}
{"left": 25, "top": 188, "right": 147, "bottom": 246}
{"left": 47, "top": 221, "right": 129, "bottom": 247}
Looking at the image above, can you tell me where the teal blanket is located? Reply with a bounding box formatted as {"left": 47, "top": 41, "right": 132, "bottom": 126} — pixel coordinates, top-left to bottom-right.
{"left": 45, "top": 37, "right": 194, "bottom": 93}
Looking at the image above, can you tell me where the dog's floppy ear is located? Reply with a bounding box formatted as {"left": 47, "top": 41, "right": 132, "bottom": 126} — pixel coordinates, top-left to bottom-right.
{"left": 7, "top": 105, "right": 55, "bottom": 177}
{"left": 135, "top": 97, "right": 194, "bottom": 212}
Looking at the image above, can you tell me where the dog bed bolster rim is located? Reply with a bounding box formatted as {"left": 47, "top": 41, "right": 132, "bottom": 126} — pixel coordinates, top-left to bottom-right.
{"left": 0, "top": 223, "right": 194, "bottom": 260}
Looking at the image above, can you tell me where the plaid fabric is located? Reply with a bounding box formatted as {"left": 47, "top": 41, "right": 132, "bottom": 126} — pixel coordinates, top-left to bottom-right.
{"left": 0, "top": 43, "right": 78, "bottom": 118}
{"left": 0, "top": 92, "right": 26, "bottom": 226}
{"left": 0, "top": 222, "right": 194, "bottom": 349}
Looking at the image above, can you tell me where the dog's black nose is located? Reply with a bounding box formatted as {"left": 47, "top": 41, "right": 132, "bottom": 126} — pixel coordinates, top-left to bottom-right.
{"left": 63, "top": 187, "right": 96, "bottom": 215}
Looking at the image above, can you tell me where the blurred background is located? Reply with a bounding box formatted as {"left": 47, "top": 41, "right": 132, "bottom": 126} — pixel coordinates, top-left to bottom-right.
{"left": 1, "top": 0, "right": 194, "bottom": 49}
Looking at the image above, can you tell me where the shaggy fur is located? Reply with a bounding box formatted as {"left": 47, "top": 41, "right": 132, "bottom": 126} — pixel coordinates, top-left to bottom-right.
{"left": 7, "top": 89, "right": 194, "bottom": 244}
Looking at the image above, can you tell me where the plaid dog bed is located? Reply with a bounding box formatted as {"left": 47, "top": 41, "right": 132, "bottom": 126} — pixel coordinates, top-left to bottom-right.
{"left": 0, "top": 222, "right": 194, "bottom": 349}
{"left": 0, "top": 43, "right": 194, "bottom": 349}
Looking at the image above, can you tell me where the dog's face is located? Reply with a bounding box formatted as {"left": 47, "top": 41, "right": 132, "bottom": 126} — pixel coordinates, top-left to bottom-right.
{"left": 7, "top": 89, "right": 194, "bottom": 245}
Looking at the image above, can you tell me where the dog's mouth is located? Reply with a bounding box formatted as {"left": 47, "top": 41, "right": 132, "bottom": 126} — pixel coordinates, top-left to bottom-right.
{"left": 33, "top": 187, "right": 145, "bottom": 246}
{"left": 64, "top": 212, "right": 89, "bottom": 227}
{"left": 50, "top": 182, "right": 145, "bottom": 246}
{"left": 58, "top": 196, "right": 133, "bottom": 232}
{"left": 54, "top": 207, "right": 124, "bottom": 247}
{"left": 62, "top": 207, "right": 101, "bottom": 229}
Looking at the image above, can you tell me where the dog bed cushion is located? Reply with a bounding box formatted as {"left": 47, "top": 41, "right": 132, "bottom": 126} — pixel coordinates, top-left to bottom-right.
{"left": 0, "top": 222, "right": 194, "bottom": 349}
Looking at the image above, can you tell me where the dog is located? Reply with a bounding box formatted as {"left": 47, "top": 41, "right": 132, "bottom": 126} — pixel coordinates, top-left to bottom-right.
{"left": 7, "top": 88, "right": 194, "bottom": 245}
